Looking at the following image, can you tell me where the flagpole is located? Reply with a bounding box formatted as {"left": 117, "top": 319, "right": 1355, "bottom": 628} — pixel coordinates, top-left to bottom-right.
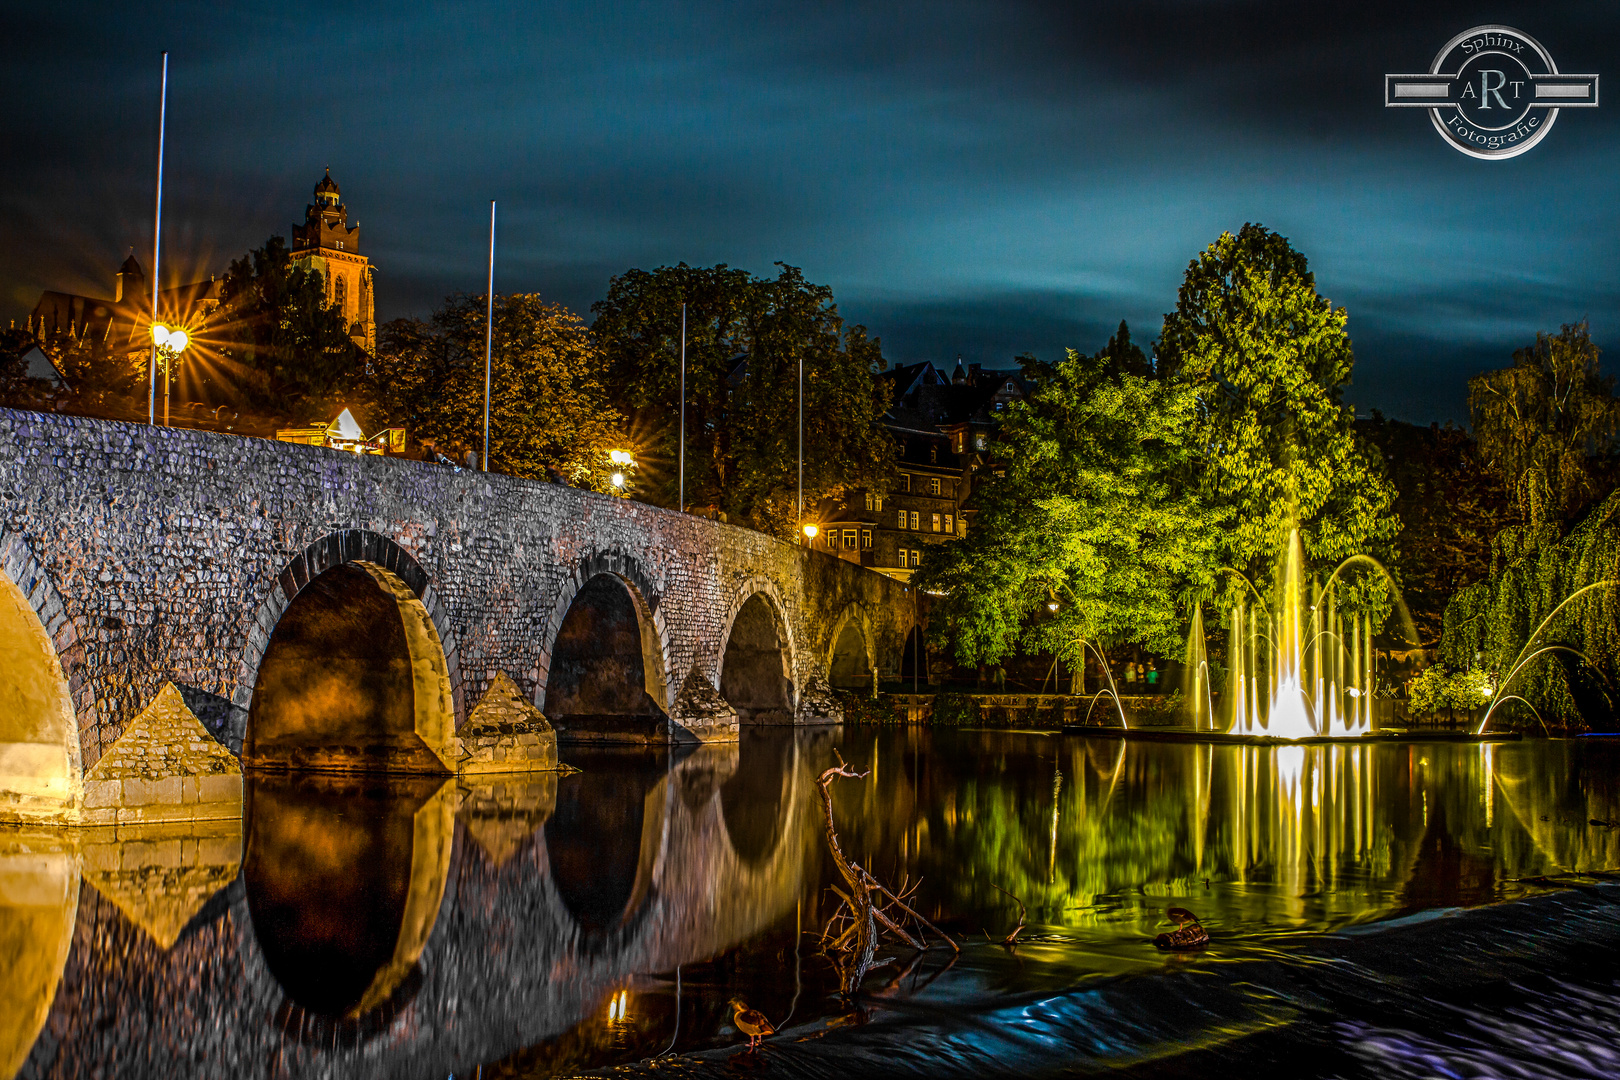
{"left": 679, "top": 302, "right": 686, "bottom": 513}
{"left": 147, "top": 52, "right": 168, "bottom": 426}
{"left": 797, "top": 353, "right": 803, "bottom": 540}
{"left": 483, "top": 200, "right": 495, "bottom": 472}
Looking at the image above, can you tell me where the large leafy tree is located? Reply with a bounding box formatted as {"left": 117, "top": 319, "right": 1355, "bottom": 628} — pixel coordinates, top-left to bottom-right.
{"left": 1469, "top": 321, "right": 1620, "bottom": 534}
{"left": 214, "top": 236, "right": 365, "bottom": 411}
{"left": 591, "top": 263, "right": 894, "bottom": 536}
{"left": 1156, "top": 224, "right": 1398, "bottom": 610}
{"left": 371, "top": 293, "right": 624, "bottom": 491}
{"left": 915, "top": 332, "right": 1221, "bottom": 670}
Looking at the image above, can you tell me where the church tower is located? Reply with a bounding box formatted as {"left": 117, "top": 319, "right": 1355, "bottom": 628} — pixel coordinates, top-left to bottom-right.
{"left": 291, "top": 169, "right": 376, "bottom": 353}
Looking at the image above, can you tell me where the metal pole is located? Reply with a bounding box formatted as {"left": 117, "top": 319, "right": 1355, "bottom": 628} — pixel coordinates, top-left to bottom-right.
{"left": 148, "top": 52, "right": 167, "bottom": 426}
{"left": 679, "top": 302, "right": 686, "bottom": 513}
{"left": 163, "top": 351, "right": 170, "bottom": 427}
{"left": 798, "top": 353, "right": 803, "bottom": 539}
{"left": 483, "top": 200, "right": 495, "bottom": 472}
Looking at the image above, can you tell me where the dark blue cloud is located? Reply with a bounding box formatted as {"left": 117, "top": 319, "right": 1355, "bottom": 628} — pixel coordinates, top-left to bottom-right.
{"left": 3, "top": 1, "right": 1617, "bottom": 422}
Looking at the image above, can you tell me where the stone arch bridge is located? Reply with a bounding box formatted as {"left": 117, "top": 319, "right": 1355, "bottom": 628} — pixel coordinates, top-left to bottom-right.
{"left": 0, "top": 409, "right": 915, "bottom": 822}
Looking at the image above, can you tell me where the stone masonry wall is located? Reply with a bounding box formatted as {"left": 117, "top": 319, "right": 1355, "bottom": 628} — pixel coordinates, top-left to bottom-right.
{"left": 0, "top": 408, "right": 916, "bottom": 769}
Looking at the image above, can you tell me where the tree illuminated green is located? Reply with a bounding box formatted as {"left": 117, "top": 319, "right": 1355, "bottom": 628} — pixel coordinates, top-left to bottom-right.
{"left": 915, "top": 331, "right": 1221, "bottom": 670}
{"left": 371, "top": 293, "right": 624, "bottom": 491}
{"left": 1157, "top": 224, "right": 1399, "bottom": 612}
{"left": 1469, "top": 321, "right": 1620, "bottom": 533}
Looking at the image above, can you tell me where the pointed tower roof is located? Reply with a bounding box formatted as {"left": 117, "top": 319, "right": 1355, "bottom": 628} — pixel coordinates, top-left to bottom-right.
{"left": 314, "top": 166, "right": 340, "bottom": 198}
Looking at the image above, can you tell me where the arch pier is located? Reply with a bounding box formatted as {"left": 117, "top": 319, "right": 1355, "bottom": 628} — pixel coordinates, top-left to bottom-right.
{"left": 0, "top": 408, "right": 920, "bottom": 821}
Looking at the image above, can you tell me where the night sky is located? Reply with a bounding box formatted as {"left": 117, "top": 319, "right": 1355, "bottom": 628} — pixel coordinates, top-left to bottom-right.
{"left": 4, "top": 1, "right": 1618, "bottom": 422}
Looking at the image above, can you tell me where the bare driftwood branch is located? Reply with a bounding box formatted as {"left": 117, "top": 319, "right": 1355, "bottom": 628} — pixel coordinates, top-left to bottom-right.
{"left": 993, "top": 884, "right": 1027, "bottom": 945}
{"left": 815, "top": 749, "right": 959, "bottom": 993}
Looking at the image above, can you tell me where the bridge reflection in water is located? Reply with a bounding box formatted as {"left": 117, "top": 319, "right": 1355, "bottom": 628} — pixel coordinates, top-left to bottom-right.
{"left": 7, "top": 731, "right": 1620, "bottom": 1077}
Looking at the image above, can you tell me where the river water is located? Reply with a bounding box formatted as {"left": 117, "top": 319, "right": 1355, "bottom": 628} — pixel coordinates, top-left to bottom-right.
{"left": 7, "top": 728, "right": 1620, "bottom": 1078}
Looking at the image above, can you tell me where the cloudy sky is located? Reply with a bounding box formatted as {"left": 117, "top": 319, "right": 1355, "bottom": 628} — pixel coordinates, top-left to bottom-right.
{"left": 3, "top": 1, "right": 1617, "bottom": 421}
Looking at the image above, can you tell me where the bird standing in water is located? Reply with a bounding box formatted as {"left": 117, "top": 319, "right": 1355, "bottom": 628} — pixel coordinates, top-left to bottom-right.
{"left": 729, "top": 997, "right": 776, "bottom": 1050}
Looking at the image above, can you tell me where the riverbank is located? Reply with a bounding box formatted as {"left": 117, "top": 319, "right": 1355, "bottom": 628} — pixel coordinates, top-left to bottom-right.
{"left": 591, "top": 876, "right": 1620, "bottom": 1078}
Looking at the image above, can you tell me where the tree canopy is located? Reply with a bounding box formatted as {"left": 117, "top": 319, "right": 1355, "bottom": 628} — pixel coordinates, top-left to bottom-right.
{"left": 590, "top": 263, "right": 894, "bottom": 536}
{"left": 214, "top": 236, "right": 366, "bottom": 412}
{"left": 1469, "top": 321, "right": 1620, "bottom": 533}
{"left": 1158, "top": 224, "right": 1399, "bottom": 610}
{"left": 915, "top": 328, "right": 1221, "bottom": 669}
{"left": 371, "top": 293, "right": 624, "bottom": 490}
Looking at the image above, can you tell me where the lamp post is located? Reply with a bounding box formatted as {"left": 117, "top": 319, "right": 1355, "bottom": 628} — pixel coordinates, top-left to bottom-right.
{"left": 147, "top": 51, "right": 168, "bottom": 427}
{"left": 150, "top": 323, "right": 189, "bottom": 427}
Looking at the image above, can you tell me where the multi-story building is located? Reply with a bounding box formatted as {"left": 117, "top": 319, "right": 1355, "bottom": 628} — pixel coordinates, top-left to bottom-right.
{"left": 290, "top": 169, "right": 376, "bottom": 353}
{"left": 812, "top": 358, "right": 1029, "bottom": 582}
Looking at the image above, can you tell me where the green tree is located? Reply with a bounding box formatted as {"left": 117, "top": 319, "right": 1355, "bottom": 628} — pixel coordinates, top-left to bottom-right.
{"left": 1156, "top": 224, "right": 1399, "bottom": 611}
{"left": 591, "top": 263, "right": 894, "bottom": 536}
{"left": 214, "top": 236, "right": 365, "bottom": 412}
{"left": 1469, "top": 321, "right": 1620, "bottom": 534}
{"left": 371, "top": 293, "right": 624, "bottom": 491}
{"left": 916, "top": 331, "right": 1222, "bottom": 671}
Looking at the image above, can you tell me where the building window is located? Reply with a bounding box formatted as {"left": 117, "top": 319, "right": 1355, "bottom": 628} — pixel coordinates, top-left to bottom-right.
{"left": 910, "top": 511, "right": 920, "bottom": 530}
{"left": 862, "top": 529, "right": 872, "bottom": 549}
{"left": 826, "top": 531, "right": 836, "bottom": 548}
{"left": 843, "top": 529, "right": 857, "bottom": 548}
{"left": 929, "top": 477, "right": 940, "bottom": 496}
{"left": 975, "top": 435, "right": 987, "bottom": 450}
{"left": 955, "top": 432, "right": 964, "bottom": 453}
{"left": 864, "top": 491, "right": 873, "bottom": 511}
{"left": 912, "top": 549, "right": 922, "bottom": 566}
{"left": 898, "top": 549, "right": 909, "bottom": 569}
{"left": 897, "top": 509, "right": 907, "bottom": 529}
{"left": 902, "top": 474, "right": 911, "bottom": 493}
{"left": 944, "top": 513, "right": 954, "bottom": 534}
{"left": 929, "top": 513, "right": 939, "bottom": 532}
{"left": 874, "top": 495, "right": 883, "bottom": 512}
{"left": 334, "top": 275, "right": 347, "bottom": 312}
{"left": 930, "top": 445, "right": 937, "bottom": 463}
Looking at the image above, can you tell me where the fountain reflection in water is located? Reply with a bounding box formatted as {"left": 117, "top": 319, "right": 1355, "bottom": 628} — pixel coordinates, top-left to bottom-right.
{"left": 1207, "top": 529, "right": 1403, "bottom": 739}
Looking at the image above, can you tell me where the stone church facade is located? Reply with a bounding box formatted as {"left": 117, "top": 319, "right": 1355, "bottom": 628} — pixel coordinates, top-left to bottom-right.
{"left": 290, "top": 169, "right": 376, "bottom": 353}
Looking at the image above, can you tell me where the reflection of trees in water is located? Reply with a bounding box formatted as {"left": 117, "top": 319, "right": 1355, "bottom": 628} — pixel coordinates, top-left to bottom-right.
{"left": 836, "top": 731, "right": 1620, "bottom": 940}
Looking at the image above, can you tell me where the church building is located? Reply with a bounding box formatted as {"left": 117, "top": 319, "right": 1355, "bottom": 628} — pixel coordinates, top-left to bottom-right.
{"left": 291, "top": 169, "right": 376, "bottom": 352}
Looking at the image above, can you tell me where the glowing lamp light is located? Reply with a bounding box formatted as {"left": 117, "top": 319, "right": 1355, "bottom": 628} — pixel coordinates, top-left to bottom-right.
{"left": 606, "top": 989, "right": 630, "bottom": 1023}
{"left": 609, "top": 449, "right": 634, "bottom": 465}
{"left": 150, "top": 324, "right": 190, "bottom": 353}
{"left": 802, "top": 523, "right": 819, "bottom": 540}
{"left": 1346, "top": 687, "right": 1362, "bottom": 698}
{"left": 610, "top": 472, "right": 625, "bottom": 488}
{"left": 1047, "top": 601, "right": 1059, "bottom": 613}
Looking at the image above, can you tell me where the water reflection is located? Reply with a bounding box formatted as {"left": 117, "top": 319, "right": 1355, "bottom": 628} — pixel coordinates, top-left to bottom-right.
{"left": 9, "top": 731, "right": 1620, "bottom": 1079}
{"left": 244, "top": 773, "right": 454, "bottom": 1018}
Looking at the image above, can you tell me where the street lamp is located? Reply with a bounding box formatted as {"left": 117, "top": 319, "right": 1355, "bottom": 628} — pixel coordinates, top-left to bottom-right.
{"left": 802, "top": 523, "right": 818, "bottom": 543}
{"left": 611, "top": 472, "right": 625, "bottom": 488}
{"left": 150, "top": 323, "right": 190, "bottom": 427}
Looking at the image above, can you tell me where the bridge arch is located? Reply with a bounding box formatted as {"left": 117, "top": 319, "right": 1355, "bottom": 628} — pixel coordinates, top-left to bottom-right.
{"left": 826, "top": 602, "right": 878, "bottom": 697}
{"left": 717, "top": 577, "right": 798, "bottom": 724}
{"left": 0, "top": 532, "right": 84, "bottom": 822}
{"left": 535, "top": 550, "right": 673, "bottom": 734}
{"left": 242, "top": 531, "right": 459, "bottom": 773}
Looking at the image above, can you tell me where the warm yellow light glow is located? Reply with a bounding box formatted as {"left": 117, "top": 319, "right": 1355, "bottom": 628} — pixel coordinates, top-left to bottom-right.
{"left": 166, "top": 329, "right": 190, "bottom": 354}
{"left": 611, "top": 472, "right": 625, "bottom": 488}
{"left": 1047, "top": 601, "right": 1059, "bottom": 612}
{"left": 150, "top": 323, "right": 169, "bottom": 345}
{"left": 606, "top": 989, "right": 630, "bottom": 1023}
{"left": 609, "top": 449, "right": 634, "bottom": 465}
{"left": 802, "top": 523, "right": 818, "bottom": 539}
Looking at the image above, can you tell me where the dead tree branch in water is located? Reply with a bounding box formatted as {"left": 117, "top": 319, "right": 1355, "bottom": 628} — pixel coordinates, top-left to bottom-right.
{"left": 816, "top": 749, "right": 957, "bottom": 996}
{"left": 992, "top": 884, "right": 1027, "bottom": 945}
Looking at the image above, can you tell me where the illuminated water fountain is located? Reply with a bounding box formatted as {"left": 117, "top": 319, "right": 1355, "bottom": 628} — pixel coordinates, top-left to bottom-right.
{"left": 1202, "top": 529, "right": 1405, "bottom": 741}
